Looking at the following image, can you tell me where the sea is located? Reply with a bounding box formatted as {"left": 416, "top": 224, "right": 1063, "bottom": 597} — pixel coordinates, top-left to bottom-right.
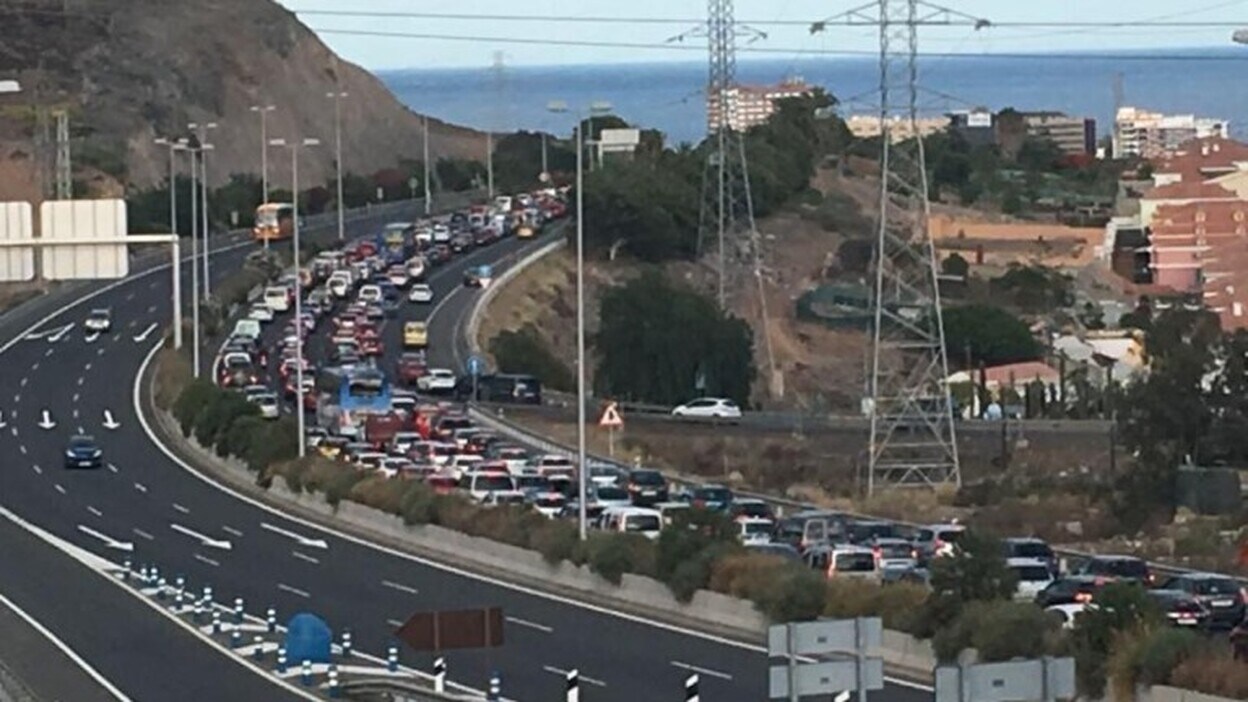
{"left": 378, "top": 47, "right": 1248, "bottom": 147}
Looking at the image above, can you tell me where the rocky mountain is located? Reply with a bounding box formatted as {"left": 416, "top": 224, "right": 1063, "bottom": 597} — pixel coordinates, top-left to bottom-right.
{"left": 0, "top": 0, "right": 485, "bottom": 197}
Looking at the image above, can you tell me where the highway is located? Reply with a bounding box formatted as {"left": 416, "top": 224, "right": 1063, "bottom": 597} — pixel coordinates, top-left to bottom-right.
{"left": 0, "top": 208, "right": 932, "bottom": 700}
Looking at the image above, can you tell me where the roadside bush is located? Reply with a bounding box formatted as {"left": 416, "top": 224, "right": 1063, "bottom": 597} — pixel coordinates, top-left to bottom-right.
{"left": 399, "top": 483, "right": 438, "bottom": 525}
{"left": 154, "top": 347, "right": 193, "bottom": 410}
{"left": 173, "top": 377, "right": 217, "bottom": 436}
{"left": 1107, "top": 626, "right": 1206, "bottom": 700}
{"left": 490, "top": 325, "right": 575, "bottom": 392}
{"left": 586, "top": 534, "right": 656, "bottom": 585}
{"left": 349, "top": 477, "right": 409, "bottom": 515}
{"left": 218, "top": 415, "right": 266, "bottom": 460}
{"left": 933, "top": 600, "right": 1056, "bottom": 663}
{"left": 194, "top": 389, "right": 257, "bottom": 448}
{"left": 325, "top": 469, "right": 367, "bottom": 509}
{"left": 822, "top": 579, "right": 928, "bottom": 632}
{"left": 1069, "top": 582, "right": 1163, "bottom": 698}
{"left": 530, "top": 519, "right": 581, "bottom": 565}
{"left": 753, "top": 568, "right": 826, "bottom": 623}
{"left": 243, "top": 417, "right": 299, "bottom": 473}
{"left": 1169, "top": 653, "right": 1248, "bottom": 698}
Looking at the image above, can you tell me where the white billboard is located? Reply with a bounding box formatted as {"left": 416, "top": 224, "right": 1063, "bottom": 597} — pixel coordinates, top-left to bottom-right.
{"left": 599, "top": 128, "right": 641, "bottom": 153}
{"left": 0, "top": 202, "right": 34, "bottom": 282}
{"left": 40, "top": 199, "right": 129, "bottom": 280}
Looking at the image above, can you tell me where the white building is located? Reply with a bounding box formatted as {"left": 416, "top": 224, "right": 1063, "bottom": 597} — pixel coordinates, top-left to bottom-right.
{"left": 706, "top": 79, "right": 810, "bottom": 132}
{"left": 1113, "top": 106, "right": 1229, "bottom": 159}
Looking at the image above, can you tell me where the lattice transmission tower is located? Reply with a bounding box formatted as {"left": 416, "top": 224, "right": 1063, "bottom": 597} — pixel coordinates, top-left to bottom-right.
{"left": 814, "top": 0, "right": 985, "bottom": 494}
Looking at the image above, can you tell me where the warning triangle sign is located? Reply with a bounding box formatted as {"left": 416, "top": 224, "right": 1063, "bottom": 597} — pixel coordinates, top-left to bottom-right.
{"left": 598, "top": 402, "right": 624, "bottom": 429}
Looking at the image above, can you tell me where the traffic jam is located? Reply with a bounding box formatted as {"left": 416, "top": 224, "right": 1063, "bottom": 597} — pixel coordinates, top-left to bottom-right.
{"left": 212, "top": 192, "right": 1248, "bottom": 634}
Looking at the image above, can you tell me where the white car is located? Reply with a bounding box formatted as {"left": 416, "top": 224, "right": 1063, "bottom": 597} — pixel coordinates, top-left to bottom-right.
{"left": 417, "top": 368, "right": 457, "bottom": 393}
{"left": 1045, "top": 603, "right": 1090, "bottom": 630}
{"left": 432, "top": 223, "right": 451, "bottom": 244}
{"left": 467, "top": 471, "right": 514, "bottom": 502}
{"left": 357, "top": 284, "right": 383, "bottom": 304}
{"left": 671, "top": 397, "right": 742, "bottom": 420}
{"left": 407, "top": 257, "right": 427, "bottom": 280}
{"left": 1008, "top": 558, "right": 1056, "bottom": 601}
{"left": 738, "top": 517, "right": 775, "bottom": 545}
{"left": 408, "top": 284, "right": 434, "bottom": 304}
{"left": 263, "top": 286, "right": 291, "bottom": 312}
{"left": 247, "top": 304, "right": 275, "bottom": 323}
{"left": 387, "top": 269, "right": 410, "bottom": 288}
{"left": 252, "top": 392, "right": 280, "bottom": 420}
{"left": 84, "top": 308, "right": 112, "bottom": 333}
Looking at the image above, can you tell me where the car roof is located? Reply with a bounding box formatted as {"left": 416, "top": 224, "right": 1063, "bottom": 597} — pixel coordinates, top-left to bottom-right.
{"left": 1090, "top": 554, "right": 1145, "bottom": 562}
{"left": 71, "top": 434, "right": 96, "bottom": 442}
{"left": 1004, "top": 536, "right": 1049, "bottom": 544}
{"left": 1006, "top": 557, "right": 1051, "bottom": 568}
{"left": 1176, "top": 572, "right": 1235, "bottom": 581}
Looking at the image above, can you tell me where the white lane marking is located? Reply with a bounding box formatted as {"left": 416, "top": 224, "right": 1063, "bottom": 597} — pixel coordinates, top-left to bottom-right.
{"left": 194, "top": 553, "right": 221, "bottom": 568}
{"left": 77, "top": 377, "right": 84, "bottom": 386}
{"left": 103, "top": 410, "right": 120, "bottom": 430}
{"left": 83, "top": 362, "right": 91, "bottom": 371}
{"left": 97, "top": 347, "right": 105, "bottom": 356}
{"left": 133, "top": 323, "right": 158, "bottom": 343}
{"left": 222, "top": 525, "right": 244, "bottom": 538}
{"left": 131, "top": 252, "right": 939, "bottom": 693}
{"left": 43, "top": 347, "right": 53, "bottom": 357}
{"left": 71, "top": 408, "right": 79, "bottom": 419}
{"left": 291, "top": 551, "right": 320, "bottom": 565}
{"left": 134, "top": 483, "right": 148, "bottom": 493}
{"left": 169, "top": 523, "right": 231, "bottom": 550}
{"left": 72, "top": 392, "right": 80, "bottom": 403}
{"left": 380, "top": 580, "right": 418, "bottom": 595}
{"left": 260, "top": 522, "right": 328, "bottom": 549}
{"left": 132, "top": 528, "right": 154, "bottom": 541}
{"left": 84, "top": 332, "right": 99, "bottom": 344}
{"left": 506, "top": 616, "right": 553, "bottom": 633}
{"left": 76, "top": 525, "right": 132, "bottom": 552}
{"left": 112, "top": 333, "right": 121, "bottom": 343}
{"left": 30, "top": 362, "right": 38, "bottom": 371}
{"left": 0, "top": 592, "right": 134, "bottom": 701}
{"left": 172, "top": 503, "right": 190, "bottom": 514}
{"left": 126, "top": 292, "right": 135, "bottom": 301}
{"left": 19, "top": 377, "right": 26, "bottom": 387}
{"left": 37, "top": 409, "right": 55, "bottom": 429}
{"left": 10, "top": 426, "right": 17, "bottom": 437}
{"left": 31, "top": 465, "right": 40, "bottom": 475}
{"left": 53, "top": 484, "right": 66, "bottom": 495}
{"left": 12, "top": 393, "right": 18, "bottom": 403}
{"left": 18, "top": 445, "right": 26, "bottom": 455}
{"left": 277, "top": 583, "right": 310, "bottom": 599}
{"left": 146, "top": 304, "right": 157, "bottom": 314}
{"left": 386, "top": 618, "right": 404, "bottom": 629}
{"left": 543, "top": 666, "right": 607, "bottom": 687}
{"left": 106, "top": 463, "right": 118, "bottom": 474}
{"left": 670, "top": 661, "right": 733, "bottom": 681}
{"left": 86, "top": 506, "right": 103, "bottom": 518}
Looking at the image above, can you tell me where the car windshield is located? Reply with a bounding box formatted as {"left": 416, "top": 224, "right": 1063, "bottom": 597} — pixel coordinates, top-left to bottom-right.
{"left": 1012, "top": 565, "right": 1053, "bottom": 582}
{"left": 597, "top": 487, "right": 628, "bottom": 501}
{"left": 1101, "top": 559, "right": 1148, "bottom": 577}
{"left": 742, "top": 521, "right": 772, "bottom": 536}
{"left": 625, "top": 515, "right": 661, "bottom": 532}
{"left": 734, "top": 502, "right": 771, "bottom": 518}
{"left": 835, "top": 552, "right": 876, "bottom": 572}
{"left": 536, "top": 496, "right": 566, "bottom": 508}
{"left": 630, "top": 471, "right": 664, "bottom": 486}
{"left": 850, "top": 523, "right": 895, "bottom": 541}
{"left": 696, "top": 487, "right": 732, "bottom": 502}
{"left": 515, "top": 476, "right": 546, "bottom": 490}
{"left": 1192, "top": 578, "right": 1239, "bottom": 595}
{"left": 474, "top": 476, "right": 513, "bottom": 491}
{"left": 70, "top": 437, "right": 96, "bottom": 449}
{"left": 1010, "top": 542, "right": 1054, "bottom": 559}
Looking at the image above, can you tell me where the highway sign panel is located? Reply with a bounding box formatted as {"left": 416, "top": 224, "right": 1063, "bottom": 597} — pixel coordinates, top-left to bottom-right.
{"left": 397, "top": 607, "right": 504, "bottom": 652}
{"left": 768, "top": 618, "right": 882, "bottom": 657}
{"left": 769, "top": 659, "right": 883, "bottom": 699}
{"left": 40, "top": 199, "right": 129, "bottom": 280}
{"left": 467, "top": 354, "right": 485, "bottom": 377}
{"left": 0, "top": 202, "right": 34, "bottom": 282}
{"left": 598, "top": 402, "right": 624, "bottom": 429}
{"left": 935, "top": 657, "right": 1075, "bottom": 702}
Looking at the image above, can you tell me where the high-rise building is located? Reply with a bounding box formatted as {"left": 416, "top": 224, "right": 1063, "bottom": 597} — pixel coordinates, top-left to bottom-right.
{"left": 1021, "top": 112, "right": 1096, "bottom": 156}
{"left": 706, "top": 78, "right": 810, "bottom": 133}
{"left": 1113, "top": 106, "right": 1229, "bottom": 159}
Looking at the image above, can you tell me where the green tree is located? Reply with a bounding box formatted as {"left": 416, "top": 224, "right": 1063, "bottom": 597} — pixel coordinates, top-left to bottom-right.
{"left": 490, "top": 325, "right": 575, "bottom": 392}
{"left": 595, "top": 271, "right": 755, "bottom": 405}
{"left": 913, "top": 530, "right": 1017, "bottom": 638}
{"left": 1070, "top": 582, "right": 1162, "bottom": 697}
{"left": 942, "top": 304, "right": 1042, "bottom": 368}
{"left": 941, "top": 253, "right": 970, "bottom": 278}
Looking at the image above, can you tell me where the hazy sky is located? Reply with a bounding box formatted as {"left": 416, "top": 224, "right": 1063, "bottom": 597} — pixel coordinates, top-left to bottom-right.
{"left": 279, "top": 1, "right": 1248, "bottom": 70}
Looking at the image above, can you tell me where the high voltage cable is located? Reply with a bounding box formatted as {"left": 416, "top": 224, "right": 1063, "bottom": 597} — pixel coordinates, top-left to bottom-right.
{"left": 312, "top": 28, "right": 1248, "bottom": 62}
{"left": 296, "top": 9, "right": 1248, "bottom": 29}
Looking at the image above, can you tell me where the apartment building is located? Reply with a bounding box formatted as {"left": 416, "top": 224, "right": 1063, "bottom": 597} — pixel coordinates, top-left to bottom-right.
{"left": 1021, "top": 112, "right": 1096, "bottom": 156}
{"left": 706, "top": 78, "right": 810, "bottom": 132}
{"left": 1113, "top": 106, "right": 1230, "bottom": 159}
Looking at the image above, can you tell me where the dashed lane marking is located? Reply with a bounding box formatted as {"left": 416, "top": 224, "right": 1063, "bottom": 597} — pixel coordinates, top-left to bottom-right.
{"left": 30, "top": 362, "right": 38, "bottom": 371}
{"left": 132, "top": 528, "right": 154, "bottom": 541}
{"left": 221, "top": 526, "right": 244, "bottom": 537}
{"left": 277, "top": 583, "right": 310, "bottom": 599}
{"left": 53, "top": 484, "right": 66, "bottom": 495}
{"left": 291, "top": 551, "right": 320, "bottom": 565}
{"left": 86, "top": 506, "right": 103, "bottom": 518}
{"left": 18, "top": 445, "right": 26, "bottom": 455}
{"left": 31, "top": 465, "right": 41, "bottom": 475}
{"left": 19, "top": 377, "right": 26, "bottom": 387}
{"left": 380, "top": 580, "right": 418, "bottom": 595}
{"left": 134, "top": 483, "right": 148, "bottom": 493}
{"left": 106, "top": 463, "right": 118, "bottom": 474}
{"left": 172, "top": 503, "right": 190, "bottom": 515}
{"left": 506, "top": 616, "right": 553, "bottom": 634}
{"left": 194, "top": 554, "right": 221, "bottom": 568}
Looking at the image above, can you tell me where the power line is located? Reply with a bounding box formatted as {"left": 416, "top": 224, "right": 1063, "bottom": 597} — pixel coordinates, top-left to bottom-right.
{"left": 311, "top": 27, "right": 1248, "bottom": 62}
{"left": 295, "top": 8, "right": 1248, "bottom": 29}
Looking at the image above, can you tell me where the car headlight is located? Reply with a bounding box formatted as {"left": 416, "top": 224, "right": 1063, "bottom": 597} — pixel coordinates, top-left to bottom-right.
{"left": 92, "top": 449, "right": 102, "bottom": 458}
{"left": 65, "top": 450, "right": 75, "bottom": 458}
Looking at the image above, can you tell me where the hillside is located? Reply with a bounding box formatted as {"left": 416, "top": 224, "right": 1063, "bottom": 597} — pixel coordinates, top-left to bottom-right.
{"left": 0, "top": 0, "right": 483, "bottom": 194}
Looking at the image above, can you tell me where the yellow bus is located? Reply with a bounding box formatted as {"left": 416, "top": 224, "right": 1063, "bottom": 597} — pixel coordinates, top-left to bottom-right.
{"left": 253, "top": 203, "right": 295, "bottom": 243}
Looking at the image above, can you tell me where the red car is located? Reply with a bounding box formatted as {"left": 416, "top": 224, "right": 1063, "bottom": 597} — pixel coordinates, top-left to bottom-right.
{"left": 396, "top": 352, "right": 428, "bottom": 385}
{"left": 358, "top": 329, "right": 383, "bottom": 356}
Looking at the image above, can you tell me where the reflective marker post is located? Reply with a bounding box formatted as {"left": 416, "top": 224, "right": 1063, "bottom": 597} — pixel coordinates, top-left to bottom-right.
{"left": 566, "top": 668, "right": 580, "bottom": 702}
{"left": 685, "top": 674, "right": 700, "bottom": 702}
{"left": 433, "top": 657, "right": 446, "bottom": 693}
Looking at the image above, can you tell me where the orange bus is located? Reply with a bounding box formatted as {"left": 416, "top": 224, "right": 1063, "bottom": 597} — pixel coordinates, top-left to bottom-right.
{"left": 253, "top": 203, "right": 295, "bottom": 243}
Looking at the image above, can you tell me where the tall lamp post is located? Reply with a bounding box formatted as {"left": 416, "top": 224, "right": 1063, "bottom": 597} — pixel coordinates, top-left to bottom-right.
{"left": 547, "top": 99, "right": 612, "bottom": 541}
{"left": 249, "top": 105, "right": 276, "bottom": 203}
{"left": 189, "top": 121, "right": 218, "bottom": 297}
{"left": 423, "top": 114, "right": 432, "bottom": 216}
{"left": 269, "top": 137, "right": 320, "bottom": 457}
{"left": 154, "top": 137, "right": 189, "bottom": 350}
{"left": 327, "top": 91, "right": 348, "bottom": 240}
{"left": 183, "top": 143, "right": 202, "bottom": 377}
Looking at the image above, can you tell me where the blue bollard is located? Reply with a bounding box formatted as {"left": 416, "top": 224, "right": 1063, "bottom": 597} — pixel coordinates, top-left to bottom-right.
{"left": 233, "top": 597, "right": 244, "bottom": 624}
{"left": 386, "top": 645, "right": 398, "bottom": 673}
{"left": 340, "top": 630, "right": 352, "bottom": 657}
{"left": 327, "top": 668, "right": 340, "bottom": 698}
{"left": 230, "top": 627, "right": 241, "bottom": 649}
{"left": 487, "top": 671, "right": 501, "bottom": 701}
{"left": 156, "top": 577, "right": 167, "bottom": 601}
{"left": 212, "top": 610, "right": 221, "bottom": 635}
{"left": 266, "top": 607, "right": 276, "bottom": 633}
{"left": 252, "top": 635, "right": 264, "bottom": 661}
{"left": 300, "top": 659, "right": 312, "bottom": 686}
{"left": 122, "top": 558, "right": 132, "bottom": 580}
{"left": 276, "top": 647, "right": 287, "bottom": 674}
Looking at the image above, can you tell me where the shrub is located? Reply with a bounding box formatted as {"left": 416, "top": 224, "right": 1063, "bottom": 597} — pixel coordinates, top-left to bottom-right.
{"left": 173, "top": 377, "right": 217, "bottom": 436}
{"left": 194, "top": 389, "right": 257, "bottom": 448}
{"left": 489, "top": 326, "right": 575, "bottom": 392}
{"left": 1169, "top": 654, "right": 1248, "bottom": 698}
{"left": 933, "top": 600, "right": 1056, "bottom": 663}
{"left": 154, "top": 347, "right": 193, "bottom": 410}
{"left": 822, "top": 578, "right": 928, "bottom": 632}
{"left": 325, "top": 469, "right": 366, "bottom": 508}
{"left": 1069, "top": 582, "right": 1163, "bottom": 698}
{"left": 349, "top": 477, "right": 409, "bottom": 514}
{"left": 399, "top": 483, "right": 438, "bottom": 525}
{"left": 586, "top": 534, "right": 655, "bottom": 585}
{"left": 218, "top": 415, "right": 266, "bottom": 460}
{"left": 1107, "top": 626, "right": 1206, "bottom": 699}
{"left": 530, "top": 520, "right": 581, "bottom": 565}
{"left": 754, "top": 569, "right": 826, "bottom": 623}
{"left": 243, "top": 417, "right": 299, "bottom": 472}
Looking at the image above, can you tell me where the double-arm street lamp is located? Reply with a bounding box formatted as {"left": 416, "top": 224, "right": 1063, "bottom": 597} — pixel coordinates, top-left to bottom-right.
{"left": 326, "top": 91, "right": 348, "bottom": 240}
{"left": 546, "top": 99, "right": 612, "bottom": 541}
{"left": 154, "top": 136, "right": 189, "bottom": 351}
{"left": 269, "top": 137, "right": 320, "bottom": 456}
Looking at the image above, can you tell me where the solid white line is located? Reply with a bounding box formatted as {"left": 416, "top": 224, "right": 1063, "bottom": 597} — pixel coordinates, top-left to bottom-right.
{"left": 380, "top": 580, "right": 418, "bottom": 595}
{"left": 0, "top": 592, "right": 133, "bottom": 701}
{"left": 86, "top": 506, "right": 103, "bottom": 518}
{"left": 194, "top": 554, "right": 221, "bottom": 568}
{"left": 221, "top": 526, "right": 244, "bottom": 537}
{"left": 543, "top": 666, "right": 607, "bottom": 687}
{"left": 506, "top": 616, "right": 553, "bottom": 633}
{"left": 291, "top": 551, "right": 320, "bottom": 565}
{"left": 670, "top": 661, "right": 733, "bottom": 681}
{"left": 53, "top": 484, "right": 66, "bottom": 495}
{"left": 277, "top": 583, "right": 310, "bottom": 599}
{"left": 132, "top": 528, "right": 154, "bottom": 541}
{"left": 171, "top": 503, "right": 190, "bottom": 514}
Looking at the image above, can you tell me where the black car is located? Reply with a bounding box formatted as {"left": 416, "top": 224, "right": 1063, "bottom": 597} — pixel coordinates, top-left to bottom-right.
{"left": 1073, "top": 555, "right": 1154, "bottom": 586}
{"left": 1034, "top": 575, "right": 1107, "bottom": 608}
{"left": 1002, "top": 537, "right": 1060, "bottom": 577}
{"left": 625, "top": 469, "right": 669, "bottom": 506}
{"left": 1147, "top": 589, "right": 1212, "bottom": 629}
{"left": 1162, "top": 573, "right": 1246, "bottom": 629}
{"left": 64, "top": 435, "right": 103, "bottom": 469}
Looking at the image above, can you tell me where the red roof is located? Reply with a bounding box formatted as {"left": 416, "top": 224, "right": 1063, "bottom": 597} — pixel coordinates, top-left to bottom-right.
{"left": 1152, "top": 136, "right": 1248, "bottom": 178}
{"left": 1144, "top": 180, "right": 1236, "bottom": 200}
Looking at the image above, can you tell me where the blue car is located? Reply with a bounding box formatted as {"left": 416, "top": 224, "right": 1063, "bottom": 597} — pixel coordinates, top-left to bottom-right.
{"left": 64, "top": 435, "right": 102, "bottom": 469}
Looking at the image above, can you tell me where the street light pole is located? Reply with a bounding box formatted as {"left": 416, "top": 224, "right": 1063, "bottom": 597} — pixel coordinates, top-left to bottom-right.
{"left": 486, "top": 130, "right": 494, "bottom": 200}
{"left": 328, "top": 91, "right": 348, "bottom": 241}
{"left": 541, "top": 132, "right": 548, "bottom": 181}
{"left": 423, "top": 114, "right": 432, "bottom": 216}
{"left": 155, "top": 137, "right": 188, "bottom": 350}
{"left": 187, "top": 146, "right": 200, "bottom": 378}
{"left": 271, "top": 137, "right": 320, "bottom": 457}
{"left": 250, "top": 105, "right": 275, "bottom": 203}
{"left": 189, "top": 121, "right": 217, "bottom": 298}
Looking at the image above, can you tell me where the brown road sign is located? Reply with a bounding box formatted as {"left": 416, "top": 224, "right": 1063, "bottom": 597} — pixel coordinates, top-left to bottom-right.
{"left": 396, "top": 607, "right": 504, "bottom": 652}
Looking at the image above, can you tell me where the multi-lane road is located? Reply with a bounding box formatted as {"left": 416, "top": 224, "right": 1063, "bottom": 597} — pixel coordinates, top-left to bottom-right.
{"left": 0, "top": 209, "right": 934, "bottom": 701}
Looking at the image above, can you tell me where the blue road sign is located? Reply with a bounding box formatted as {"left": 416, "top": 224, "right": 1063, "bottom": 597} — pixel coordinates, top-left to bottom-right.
{"left": 467, "top": 355, "right": 485, "bottom": 376}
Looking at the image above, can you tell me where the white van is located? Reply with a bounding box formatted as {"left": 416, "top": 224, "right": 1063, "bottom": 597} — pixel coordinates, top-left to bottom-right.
{"left": 232, "top": 319, "right": 262, "bottom": 341}
{"left": 264, "top": 286, "right": 291, "bottom": 312}
{"left": 599, "top": 507, "right": 663, "bottom": 540}
{"left": 328, "top": 274, "right": 351, "bottom": 299}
